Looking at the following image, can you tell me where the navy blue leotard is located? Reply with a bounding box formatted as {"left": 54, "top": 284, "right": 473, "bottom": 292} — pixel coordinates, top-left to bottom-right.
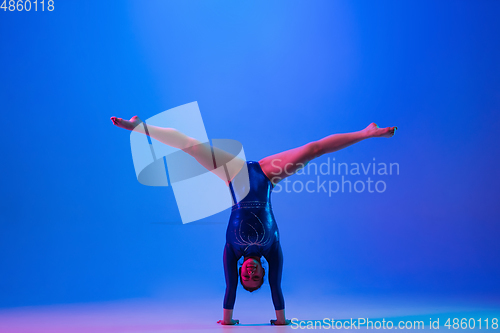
{"left": 223, "top": 161, "right": 284, "bottom": 311}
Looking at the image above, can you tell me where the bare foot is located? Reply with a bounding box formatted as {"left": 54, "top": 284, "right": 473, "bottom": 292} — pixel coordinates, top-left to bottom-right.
{"left": 110, "top": 116, "right": 142, "bottom": 131}
{"left": 364, "top": 122, "right": 397, "bottom": 138}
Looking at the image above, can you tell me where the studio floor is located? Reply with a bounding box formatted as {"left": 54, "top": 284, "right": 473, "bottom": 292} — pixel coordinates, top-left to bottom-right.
{"left": 0, "top": 294, "right": 499, "bottom": 332}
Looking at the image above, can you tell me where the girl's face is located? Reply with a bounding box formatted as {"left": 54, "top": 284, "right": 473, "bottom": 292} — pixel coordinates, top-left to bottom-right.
{"left": 241, "top": 257, "right": 264, "bottom": 289}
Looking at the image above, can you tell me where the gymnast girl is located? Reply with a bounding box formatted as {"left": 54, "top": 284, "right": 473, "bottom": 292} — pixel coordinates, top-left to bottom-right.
{"left": 110, "top": 115, "right": 397, "bottom": 325}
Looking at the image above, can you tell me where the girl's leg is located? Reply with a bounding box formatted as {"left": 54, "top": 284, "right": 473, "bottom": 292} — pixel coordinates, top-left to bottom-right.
{"left": 111, "top": 116, "right": 244, "bottom": 184}
{"left": 259, "top": 123, "right": 397, "bottom": 185}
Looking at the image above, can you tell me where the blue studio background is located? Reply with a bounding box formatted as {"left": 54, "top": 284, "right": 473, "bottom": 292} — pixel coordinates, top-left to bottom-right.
{"left": 1, "top": 0, "right": 499, "bottom": 309}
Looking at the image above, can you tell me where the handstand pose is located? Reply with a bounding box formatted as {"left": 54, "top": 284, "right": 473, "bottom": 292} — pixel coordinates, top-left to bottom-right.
{"left": 111, "top": 115, "right": 397, "bottom": 325}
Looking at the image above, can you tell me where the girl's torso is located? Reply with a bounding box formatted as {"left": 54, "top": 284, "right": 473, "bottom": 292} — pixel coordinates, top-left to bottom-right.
{"left": 226, "top": 161, "right": 279, "bottom": 257}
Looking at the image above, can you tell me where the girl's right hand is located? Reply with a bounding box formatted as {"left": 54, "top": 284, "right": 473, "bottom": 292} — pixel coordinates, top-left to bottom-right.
{"left": 217, "top": 319, "right": 239, "bottom": 325}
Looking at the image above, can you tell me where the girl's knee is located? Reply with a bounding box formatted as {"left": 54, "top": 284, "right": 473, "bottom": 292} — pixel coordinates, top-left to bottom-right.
{"left": 306, "top": 141, "right": 323, "bottom": 159}
{"left": 182, "top": 138, "right": 203, "bottom": 154}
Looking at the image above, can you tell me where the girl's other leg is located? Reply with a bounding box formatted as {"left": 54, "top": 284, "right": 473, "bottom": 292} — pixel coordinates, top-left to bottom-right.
{"left": 259, "top": 123, "right": 396, "bottom": 184}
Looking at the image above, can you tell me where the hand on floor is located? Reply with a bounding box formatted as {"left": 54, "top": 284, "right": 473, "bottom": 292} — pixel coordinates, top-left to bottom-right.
{"left": 217, "top": 319, "right": 239, "bottom": 325}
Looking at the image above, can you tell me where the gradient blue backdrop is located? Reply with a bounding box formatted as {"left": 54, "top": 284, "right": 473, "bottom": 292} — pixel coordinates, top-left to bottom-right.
{"left": 1, "top": 0, "right": 499, "bottom": 308}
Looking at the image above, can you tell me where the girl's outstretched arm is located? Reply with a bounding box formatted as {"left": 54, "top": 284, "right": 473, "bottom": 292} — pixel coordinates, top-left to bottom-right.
{"left": 221, "top": 244, "right": 239, "bottom": 324}
{"left": 266, "top": 242, "right": 288, "bottom": 324}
